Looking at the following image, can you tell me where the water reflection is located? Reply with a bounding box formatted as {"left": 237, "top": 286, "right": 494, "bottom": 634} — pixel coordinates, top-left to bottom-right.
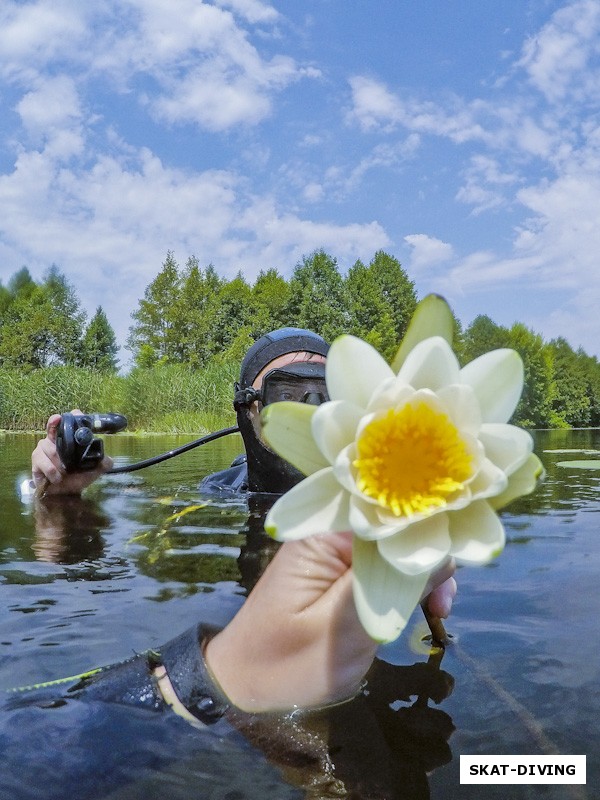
{"left": 10, "top": 465, "right": 459, "bottom": 799}
{"left": 32, "top": 497, "right": 107, "bottom": 564}
{"left": 229, "top": 650, "right": 455, "bottom": 799}
{"left": 1, "top": 429, "right": 599, "bottom": 798}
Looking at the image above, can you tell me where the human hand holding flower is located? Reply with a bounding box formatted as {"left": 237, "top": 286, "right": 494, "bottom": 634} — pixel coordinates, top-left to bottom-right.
{"left": 261, "top": 298, "right": 543, "bottom": 642}
{"left": 205, "top": 531, "right": 456, "bottom": 712}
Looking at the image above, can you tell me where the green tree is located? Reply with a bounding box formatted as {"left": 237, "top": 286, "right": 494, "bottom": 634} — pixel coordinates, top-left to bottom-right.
{"left": 0, "top": 284, "right": 53, "bottom": 368}
{"left": 0, "top": 282, "right": 11, "bottom": 316}
{"left": 345, "top": 259, "right": 397, "bottom": 359}
{"left": 368, "top": 251, "right": 417, "bottom": 346}
{"left": 209, "top": 273, "right": 255, "bottom": 354}
{"left": 461, "top": 315, "right": 510, "bottom": 364}
{"left": 508, "top": 323, "right": 555, "bottom": 428}
{"left": 80, "top": 306, "right": 119, "bottom": 372}
{"left": 173, "top": 258, "right": 224, "bottom": 367}
{"left": 0, "top": 268, "right": 44, "bottom": 367}
{"left": 0, "top": 267, "right": 86, "bottom": 368}
{"left": 8, "top": 267, "right": 37, "bottom": 300}
{"left": 547, "top": 338, "right": 591, "bottom": 427}
{"left": 579, "top": 349, "right": 600, "bottom": 427}
{"left": 450, "top": 311, "right": 465, "bottom": 363}
{"left": 127, "top": 252, "right": 181, "bottom": 366}
{"left": 43, "top": 266, "right": 86, "bottom": 365}
{"left": 252, "top": 268, "right": 291, "bottom": 335}
{"left": 285, "top": 250, "right": 349, "bottom": 342}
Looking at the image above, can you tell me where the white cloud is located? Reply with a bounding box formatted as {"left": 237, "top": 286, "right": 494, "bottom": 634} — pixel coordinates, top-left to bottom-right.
{"left": 282, "top": 136, "right": 421, "bottom": 206}
{"left": 212, "top": 0, "right": 279, "bottom": 24}
{"left": 444, "top": 160, "right": 600, "bottom": 295}
{"left": 120, "top": 0, "right": 315, "bottom": 129}
{"left": 343, "top": 137, "right": 421, "bottom": 192}
{"left": 0, "top": 1, "right": 86, "bottom": 81}
{"left": 442, "top": 251, "right": 539, "bottom": 291}
{"left": 303, "top": 182, "right": 324, "bottom": 203}
{"left": 404, "top": 234, "right": 454, "bottom": 272}
{"left": 348, "top": 76, "right": 489, "bottom": 144}
{"left": 149, "top": 54, "right": 303, "bottom": 131}
{"left": 441, "top": 151, "right": 600, "bottom": 355}
{"left": 348, "top": 75, "right": 402, "bottom": 131}
{"left": 518, "top": 0, "right": 600, "bottom": 104}
{"left": 1, "top": 0, "right": 318, "bottom": 132}
{"left": 0, "top": 140, "right": 389, "bottom": 352}
{"left": 456, "top": 154, "right": 520, "bottom": 214}
{"left": 2, "top": 0, "right": 600, "bottom": 363}
{"left": 239, "top": 198, "right": 390, "bottom": 267}
{"left": 345, "top": 3, "right": 600, "bottom": 355}
{"left": 16, "top": 76, "right": 84, "bottom": 160}
{"left": 514, "top": 168, "right": 600, "bottom": 285}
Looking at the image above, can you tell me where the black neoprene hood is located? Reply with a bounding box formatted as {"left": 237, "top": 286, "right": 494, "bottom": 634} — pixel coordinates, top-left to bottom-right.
{"left": 239, "top": 328, "right": 330, "bottom": 388}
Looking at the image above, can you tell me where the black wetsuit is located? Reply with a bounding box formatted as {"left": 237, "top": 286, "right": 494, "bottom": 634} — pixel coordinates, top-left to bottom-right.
{"left": 1, "top": 622, "right": 299, "bottom": 800}
{"left": 3, "top": 626, "right": 455, "bottom": 800}
{"left": 5, "top": 622, "right": 229, "bottom": 726}
{"left": 198, "top": 455, "right": 249, "bottom": 495}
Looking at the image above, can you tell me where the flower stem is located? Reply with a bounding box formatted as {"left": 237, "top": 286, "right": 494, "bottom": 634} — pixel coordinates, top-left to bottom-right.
{"left": 420, "top": 602, "right": 449, "bottom": 647}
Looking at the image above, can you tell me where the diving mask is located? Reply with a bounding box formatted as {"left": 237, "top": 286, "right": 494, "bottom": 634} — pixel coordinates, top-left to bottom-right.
{"left": 234, "top": 361, "right": 328, "bottom": 410}
{"left": 260, "top": 361, "right": 328, "bottom": 407}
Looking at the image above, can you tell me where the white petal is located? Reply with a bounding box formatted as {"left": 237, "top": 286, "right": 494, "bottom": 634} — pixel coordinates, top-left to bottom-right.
{"left": 461, "top": 431, "right": 486, "bottom": 477}
{"left": 326, "top": 335, "right": 394, "bottom": 407}
{"left": 349, "top": 495, "right": 405, "bottom": 540}
{"left": 261, "top": 402, "right": 329, "bottom": 476}
{"left": 264, "top": 468, "right": 350, "bottom": 541}
{"left": 479, "top": 423, "right": 533, "bottom": 476}
{"left": 396, "top": 336, "right": 460, "bottom": 391}
{"left": 333, "top": 442, "right": 361, "bottom": 494}
{"left": 366, "top": 379, "right": 414, "bottom": 413}
{"left": 377, "top": 515, "right": 451, "bottom": 576}
{"left": 311, "top": 400, "right": 364, "bottom": 464}
{"left": 468, "top": 458, "right": 509, "bottom": 499}
{"left": 437, "top": 384, "right": 481, "bottom": 435}
{"left": 460, "top": 349, "right": 523, "bottom": 423}
{"left": 489, "top": 453, "right": 545, "bottom": 510}
{"left": 448, "top": 501, "right": 505, "bottom": 564}
{"left": 352, "top": 537, "right": 430, "bottom": 643}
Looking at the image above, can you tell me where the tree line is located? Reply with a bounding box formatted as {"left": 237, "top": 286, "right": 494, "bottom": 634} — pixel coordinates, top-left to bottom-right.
{"left": 0, "top": 265, "right": 118, "bottom": 371}
{"left": 1, "top": 250, "right": 599, "bottom": 429}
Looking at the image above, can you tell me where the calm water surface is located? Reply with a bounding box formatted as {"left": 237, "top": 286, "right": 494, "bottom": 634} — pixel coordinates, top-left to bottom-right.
{"left": 0, "top": 429, "right": 598, "bottom": 799}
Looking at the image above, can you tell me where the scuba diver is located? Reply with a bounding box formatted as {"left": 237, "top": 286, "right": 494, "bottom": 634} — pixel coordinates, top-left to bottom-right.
{"left": 201, "top": 326, "right": 330, "bottom": 495}
{"left": 17, "top": 327, "right": 458, "bottom": 798}
{"left": 29, "top": 327, "right": 330, "bottom": 498}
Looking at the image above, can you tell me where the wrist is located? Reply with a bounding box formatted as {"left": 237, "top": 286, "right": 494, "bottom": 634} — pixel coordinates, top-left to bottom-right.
{"left": 204, "top": 616, "right": 369, "bottom": 714}
{"left": 204, "top": 623, "right": 259, "bottom": 712}
{"left": 155, "top": 622, "right": 230, "bottom": 724}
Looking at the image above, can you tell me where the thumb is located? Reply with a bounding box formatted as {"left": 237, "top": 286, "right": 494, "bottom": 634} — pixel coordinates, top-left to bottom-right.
{"left": 45, "top": 414, "right": 62, "bottom": 444}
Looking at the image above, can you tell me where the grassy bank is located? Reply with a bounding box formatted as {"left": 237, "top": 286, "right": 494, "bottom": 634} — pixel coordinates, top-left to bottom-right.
{"left": 0, "top": 363, "right": 238, "bottom": 433}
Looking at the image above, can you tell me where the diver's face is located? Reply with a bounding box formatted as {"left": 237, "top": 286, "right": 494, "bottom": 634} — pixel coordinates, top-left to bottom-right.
{"left": 249, "top": 351, "right": 327, "bottom": 436}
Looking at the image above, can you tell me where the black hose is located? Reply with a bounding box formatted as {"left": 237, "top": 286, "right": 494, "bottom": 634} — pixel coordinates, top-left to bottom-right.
{"left": 108, "top": 426, "right": 240, "bottom": 474}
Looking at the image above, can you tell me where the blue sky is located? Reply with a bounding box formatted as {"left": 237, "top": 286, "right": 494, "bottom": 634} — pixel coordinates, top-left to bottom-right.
{"left": 1, "top": 0, "right": 599, "bottom": 361}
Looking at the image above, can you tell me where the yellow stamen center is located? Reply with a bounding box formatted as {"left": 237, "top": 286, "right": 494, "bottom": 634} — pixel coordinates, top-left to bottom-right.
{"left": 354, "top": 402, "right": 473, "bottom": 518}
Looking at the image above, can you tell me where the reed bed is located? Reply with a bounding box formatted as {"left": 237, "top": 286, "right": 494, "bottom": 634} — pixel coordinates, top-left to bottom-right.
{"left": 0, "top": 362, "right": 238, "bottom": 433}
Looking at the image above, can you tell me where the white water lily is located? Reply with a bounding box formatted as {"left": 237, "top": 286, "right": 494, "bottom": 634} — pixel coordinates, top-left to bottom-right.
{"left": 262, "top": 328, "right": 543, "bottom": 643}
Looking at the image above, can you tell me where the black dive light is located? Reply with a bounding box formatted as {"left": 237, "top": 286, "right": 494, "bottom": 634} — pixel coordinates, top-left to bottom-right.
{"left": 56, "top": 413, "right": 128, "bottom": 471}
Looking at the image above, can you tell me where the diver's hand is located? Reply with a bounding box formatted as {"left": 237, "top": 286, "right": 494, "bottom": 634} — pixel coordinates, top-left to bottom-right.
{"left": 31, "top": 411, "right": 113, "bottom": 496}
{"left": 205, "top": 532, "right": 456, "bottom": 713}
